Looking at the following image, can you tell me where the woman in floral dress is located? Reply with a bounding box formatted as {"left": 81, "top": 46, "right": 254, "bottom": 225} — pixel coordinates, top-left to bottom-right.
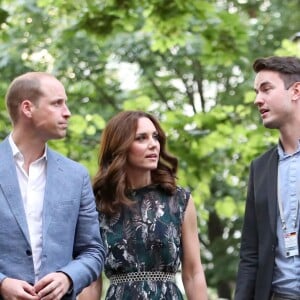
{"left": 78, "top": 111, "right": 207, "bottom": 300}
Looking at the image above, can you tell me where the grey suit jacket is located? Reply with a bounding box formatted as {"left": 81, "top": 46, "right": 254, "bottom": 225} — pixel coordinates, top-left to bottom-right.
{"left": 0, "top": 137, "right": 105, "bottom": 299}
{"left": 235, "top": 146, "right": 279, "bottom": 300}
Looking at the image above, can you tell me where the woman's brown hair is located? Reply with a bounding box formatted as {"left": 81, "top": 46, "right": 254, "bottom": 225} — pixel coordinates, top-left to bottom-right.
{"left": 93, "top": 110, "right": 178, "bottom": 216}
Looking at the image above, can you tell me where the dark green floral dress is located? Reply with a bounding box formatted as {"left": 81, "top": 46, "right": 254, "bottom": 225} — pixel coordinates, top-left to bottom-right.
{"left": 99, "top": 185, "right": 190, "bottom": 300}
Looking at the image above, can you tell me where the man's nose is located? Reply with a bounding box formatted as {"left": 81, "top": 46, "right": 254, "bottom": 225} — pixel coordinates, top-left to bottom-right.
{"left": 63, "top": 104, "right": 71, "bottom": 117}
{"left": 254, "top": 93, "right": 263, "bottom": 106}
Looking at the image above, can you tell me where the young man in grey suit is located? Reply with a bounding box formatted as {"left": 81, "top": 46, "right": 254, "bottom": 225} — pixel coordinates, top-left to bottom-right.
{"left": 235, "top": 56, "right": 300, "bottom": 300}
{"left": 0, "top": 72, "right": 105, "bottom": 300}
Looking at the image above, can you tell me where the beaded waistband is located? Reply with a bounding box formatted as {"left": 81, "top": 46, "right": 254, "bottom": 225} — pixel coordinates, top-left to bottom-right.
{"left": 110, "top": 271, "right": 176, "bottom": 284}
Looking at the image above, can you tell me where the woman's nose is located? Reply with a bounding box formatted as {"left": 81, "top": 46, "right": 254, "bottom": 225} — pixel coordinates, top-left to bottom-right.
{"left": 149, "top": 137, "right": 158, "bottom": 147}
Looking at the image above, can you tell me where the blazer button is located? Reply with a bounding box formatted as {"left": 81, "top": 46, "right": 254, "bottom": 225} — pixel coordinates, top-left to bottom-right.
{"left": 26, "top": 249, "right": 32, "bottom": 256}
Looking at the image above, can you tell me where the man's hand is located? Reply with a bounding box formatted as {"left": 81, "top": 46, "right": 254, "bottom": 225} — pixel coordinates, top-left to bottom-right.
{"left": 34, "top": 272, "right": 72, "bottom": 300}
{"left": 0, "top": 277, "right": 39, "bottom": 300}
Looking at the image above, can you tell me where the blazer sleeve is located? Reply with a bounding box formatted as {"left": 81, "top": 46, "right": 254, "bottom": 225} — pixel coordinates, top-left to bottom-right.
{"left": 58, "top": 168, "right": 105, "bottom": 295}
{"left": 234, "top": 161, "right": 258, "bottom": 300}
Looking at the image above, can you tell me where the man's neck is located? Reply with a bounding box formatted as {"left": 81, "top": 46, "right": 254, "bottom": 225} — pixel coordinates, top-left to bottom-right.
{"left": 11, "top": 131, "right": 46, "bottom": 165}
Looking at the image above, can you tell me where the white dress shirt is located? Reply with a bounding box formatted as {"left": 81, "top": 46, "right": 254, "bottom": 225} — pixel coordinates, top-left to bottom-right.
{"left": 9, "top": 134, "right": 47, "bottom": 282}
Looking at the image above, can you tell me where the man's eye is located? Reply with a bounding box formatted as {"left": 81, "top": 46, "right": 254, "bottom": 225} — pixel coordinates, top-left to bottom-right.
{"left": 262, "top": 86, "right": 272, "bottom": 93}
{"left": 53, "top": 100, "right": 65, "bottom": 107}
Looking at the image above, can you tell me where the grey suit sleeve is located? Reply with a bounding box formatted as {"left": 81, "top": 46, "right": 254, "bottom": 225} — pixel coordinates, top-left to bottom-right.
{"left": 58, "top": 169, "right": 105, "bottom": 295}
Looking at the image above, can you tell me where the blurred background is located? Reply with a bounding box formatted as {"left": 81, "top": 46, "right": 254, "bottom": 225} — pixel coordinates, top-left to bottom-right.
{"left": 0, "top": 0, "right": 299, "bottom": 298}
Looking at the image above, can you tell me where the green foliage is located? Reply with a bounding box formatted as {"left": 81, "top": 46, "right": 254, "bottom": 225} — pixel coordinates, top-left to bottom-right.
{"left": 0, "top": 0, "right": 298, "bottom": 298}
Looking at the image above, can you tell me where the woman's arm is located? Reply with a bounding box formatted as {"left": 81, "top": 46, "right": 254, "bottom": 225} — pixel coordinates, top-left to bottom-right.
{"left": 77, "top": 276, "right": 102, "bottom": 300}
{"left": 181, "top": 196, "right": 208, "bottom": 300}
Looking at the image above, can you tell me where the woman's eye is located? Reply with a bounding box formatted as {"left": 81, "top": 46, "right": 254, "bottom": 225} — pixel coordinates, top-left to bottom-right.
{"left": 153, "top": 134, "right": 159, "bottom": 140}
{"left": 136, "top": 135, "right": 145, "bottom": 141}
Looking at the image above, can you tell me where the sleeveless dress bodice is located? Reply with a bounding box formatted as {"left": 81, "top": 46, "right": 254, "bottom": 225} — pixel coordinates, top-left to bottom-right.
{"left": 100, "top": 185, "right": 190, "bottom": 299}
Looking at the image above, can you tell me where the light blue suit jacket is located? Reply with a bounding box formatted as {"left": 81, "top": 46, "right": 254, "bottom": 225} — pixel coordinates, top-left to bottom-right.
{"left": 0, "top": 137, "right": 105, "bottom": 299}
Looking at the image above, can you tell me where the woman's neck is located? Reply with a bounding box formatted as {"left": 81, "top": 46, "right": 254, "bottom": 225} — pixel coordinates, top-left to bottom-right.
{"left": 127, "top": 171, "right": 152, "bottom": 189}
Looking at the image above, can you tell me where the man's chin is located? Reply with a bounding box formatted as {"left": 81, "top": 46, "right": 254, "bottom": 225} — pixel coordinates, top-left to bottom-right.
{"left": 263, "top": 121, "right": 277, "bottom": 129}
{"left": 51, "top": 132, "right": 68, "bottom": 140}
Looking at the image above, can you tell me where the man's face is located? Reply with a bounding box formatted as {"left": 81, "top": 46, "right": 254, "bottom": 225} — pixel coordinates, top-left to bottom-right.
{"left": 30, "top": 76, "right": 71, "bottom": 142}
{"left": 254, "top": 70, "right": 293, "bottom": 129}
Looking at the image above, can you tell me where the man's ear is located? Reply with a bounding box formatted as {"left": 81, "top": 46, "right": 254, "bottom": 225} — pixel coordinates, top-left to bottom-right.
{"left": 292, "top": 82, "right": 300, "bottom": 101}
{"left": 21, "top": 100, "right": 33, "bottom": 118}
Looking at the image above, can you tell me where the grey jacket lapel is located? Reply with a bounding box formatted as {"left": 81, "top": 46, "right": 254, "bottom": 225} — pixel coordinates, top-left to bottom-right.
{"left": 0, "top": 137, "right": 31, "bottom": 243}
{"left": 42, "top": 149, "right": 66, "bottom": 236}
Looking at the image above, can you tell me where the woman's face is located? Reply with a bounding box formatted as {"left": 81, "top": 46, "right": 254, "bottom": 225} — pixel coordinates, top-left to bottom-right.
{"left": 127, "top": 117, "right": 160, "bottom": 173}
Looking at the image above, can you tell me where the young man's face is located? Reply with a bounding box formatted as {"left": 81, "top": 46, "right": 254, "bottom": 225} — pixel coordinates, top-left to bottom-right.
{"left": 254, "top": 70, "right": 295, "bottom": 129}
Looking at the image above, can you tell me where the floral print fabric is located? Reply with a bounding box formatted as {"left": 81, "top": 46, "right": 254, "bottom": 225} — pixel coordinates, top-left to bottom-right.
{"left": 100, "top": 185, "right": 190, "bottom": 300}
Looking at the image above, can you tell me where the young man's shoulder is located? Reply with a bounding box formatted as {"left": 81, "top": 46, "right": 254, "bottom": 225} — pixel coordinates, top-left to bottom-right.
{"left": 253, "top": 144, "right": 277, "bottom": 164}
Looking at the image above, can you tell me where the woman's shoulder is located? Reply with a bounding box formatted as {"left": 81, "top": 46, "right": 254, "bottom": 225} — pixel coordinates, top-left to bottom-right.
{"left": 175, "top": 185, "right": 191, "bottom": 200}
{"left": 167, "top": 186, "right": 190, "bottom": 221}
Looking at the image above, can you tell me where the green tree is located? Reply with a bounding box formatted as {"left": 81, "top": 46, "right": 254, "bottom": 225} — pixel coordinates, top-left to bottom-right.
{"left": 0, "top": 0, "right": 299, "bottom": 298}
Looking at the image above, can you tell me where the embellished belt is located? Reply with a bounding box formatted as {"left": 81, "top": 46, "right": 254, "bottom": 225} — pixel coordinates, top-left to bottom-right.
{"left": 110, "top": 271, "right": 176, "bottom": 284}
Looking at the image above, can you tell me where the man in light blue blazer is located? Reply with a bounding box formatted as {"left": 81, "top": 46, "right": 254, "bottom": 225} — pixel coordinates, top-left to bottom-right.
{"left": 0, "top": 72, "right": 105, "bottom": 300}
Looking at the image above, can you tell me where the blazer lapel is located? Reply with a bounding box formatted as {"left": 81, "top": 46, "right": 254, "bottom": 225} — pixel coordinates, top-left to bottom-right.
{"left": 267, "top": 147, "right": 279, "bottom": 237}
{"left": 0, "top": 138, "right": 31, "bottom": 244}
{"left": 42, "top": 149, "right": 66, "bottom": 236}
